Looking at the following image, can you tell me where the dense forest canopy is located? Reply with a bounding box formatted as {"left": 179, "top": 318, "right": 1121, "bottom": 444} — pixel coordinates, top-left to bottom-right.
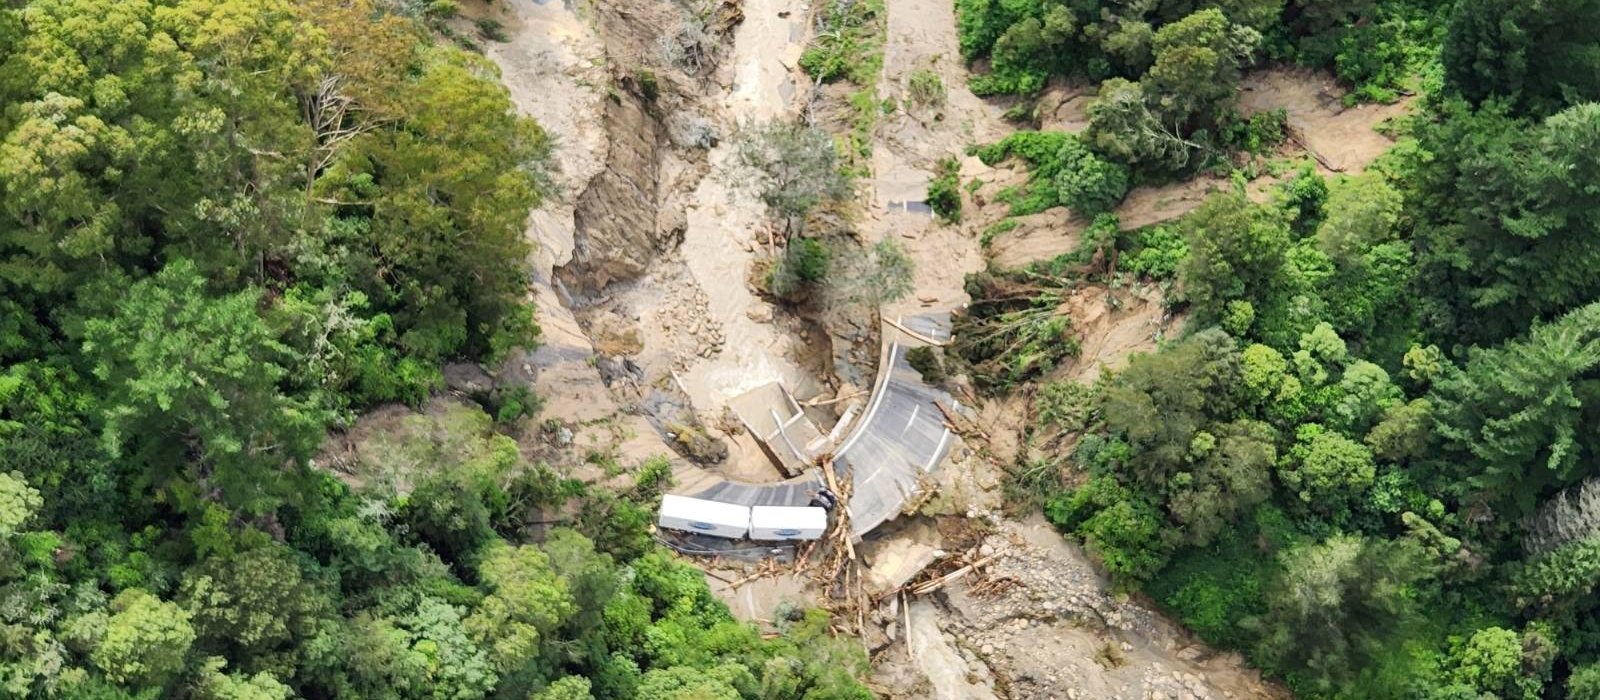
{"left": 969, "top": 0, "right": 1600, "bottom": 696}
{"left": 0, "top": 1, "right": 871, "bottom": 698}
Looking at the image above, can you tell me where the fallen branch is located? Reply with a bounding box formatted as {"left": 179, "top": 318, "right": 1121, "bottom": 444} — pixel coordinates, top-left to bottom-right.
{"left": 1286, "top": 125, "right": 1345, "bottom": 173}
{"left": 909, "top": 555, "right": 996, "bottom": 596}
{"left": 935, "top": 400, "right": 989, "bottom": 442}
{"left": 822, "top": 459, "right": 857, "bottom": 562}
{"left": 884, "top": 316, "right": 950, "bottom": 346}
{"left": 800, "top": 390, "right": 866, "bottom": 408}
{"left": 902, "top": 590, "right": 914, "bottom": 661}
{"left": 728, "top": 558, "right": 781, "bottom": 589}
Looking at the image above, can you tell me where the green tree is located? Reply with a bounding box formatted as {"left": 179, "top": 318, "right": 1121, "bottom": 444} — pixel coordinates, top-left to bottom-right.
{"left": 837, "top": 238, "right": 915, "bottom": 307}
{"left": 1569, "top": 663, "right": 1600, "bottom": 698}
{"left": 83, "top": 260, "right": 325, "bottom": 514}
{"left": 1053, "top": 136, "right": 1130, "bottom": 216}
{"left": 1144, "top": 9, "right": 1259, "bottom": 128}
{"left": 1168, "top": 419, "right": 1276, "bottom": 546}
{"left": 93, "top": 589, "right": 196, "bottom": 689}
{"left": 636, "top": 665, "right": 743, "bottom": 700}
{"left": 1365, "top": 398, "right": 1434, "bottom": 463}
{"left": 1280, "top": 425, "right": 1378, "bottom": 515}
{"left": 1448, "top": 627, "right": 1545, "bottom": 699}
{"left": 1410, "top": 102, "right": 1600, "bottom": 344}
{"left": 1086, "top": 77, "right": 1203, "bottom": 172}
{"left": 732, "top": 121, "right": 852, "bottom": 233}
{"left": 1329, "top": 360, "right": 1401, "bottom": 434}
{"left": 325, "top": 47, "right": 548, "bottom": 362}
{"left": 1239, "top": 343, "right": 1290, "bottom": 406}
{"left": 1446, "top": 626, "right": 1555, "bottom": 700}
{"left": 1315, "top": 174, "right": 1403, "bottom": 265}
{"left": 1177, "top": 194, "right": 1292, "bottom": 336}
{"left": 1047, "top": 476, "right": 1173, "bottom": 581}
{"left": 1431, "top": 301, "right": 1600, "bottom": 513}
{"left": 179, "top": 544, "right": 334, "bottom": 670}
{"left": 0, "top": 470, "right": 41, "bottom": 537}
{"left": 340, "top": 596, "right": 498, "bottom": 700}
{"left": 1244, "top": 535, "right": 1431, "bottom": 693}
{"left": 1102, "top": 328, "right": 1242, "bottom": 485}
{"left": 192, "top": 657, "right": 293, "bottom": 700}
{"left": 532, "top": 676, "right": 595, "bottom": 700}
{"left": 465, "top": 542, "right": 577, "bottom": 673}
{"left": 1442, "top": 0, "right": 1600, "bottom": 116}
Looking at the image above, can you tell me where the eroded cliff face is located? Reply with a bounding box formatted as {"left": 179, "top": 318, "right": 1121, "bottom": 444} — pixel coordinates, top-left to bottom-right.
{"left": 559, "top": 83, "right": 674, "bottom": 293}
{"left": 554, "top": 0, "right": 739, "bottom": 296}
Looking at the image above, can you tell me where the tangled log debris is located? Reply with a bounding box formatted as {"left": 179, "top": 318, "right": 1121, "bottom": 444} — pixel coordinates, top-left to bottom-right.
{"left": 952, "top": 270, "right": 1082, "bottom": 392}
{"left": 908, "top": 554, "right": 996, "bottom": 595}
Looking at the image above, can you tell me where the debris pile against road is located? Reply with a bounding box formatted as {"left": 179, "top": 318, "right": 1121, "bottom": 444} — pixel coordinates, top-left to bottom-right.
{"left": 787, "top": 458, "right": 877, "bottom": 646}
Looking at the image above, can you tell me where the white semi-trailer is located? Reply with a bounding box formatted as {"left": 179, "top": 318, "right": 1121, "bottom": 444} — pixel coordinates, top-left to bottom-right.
{"left": 656, "top": 495, "right": 752, "bottom": 539}
{"left": 657, "top": 495, "right": 829, "bottom": 541}
{"left": 749, "top": 505, "right": 828, "bottom": 541}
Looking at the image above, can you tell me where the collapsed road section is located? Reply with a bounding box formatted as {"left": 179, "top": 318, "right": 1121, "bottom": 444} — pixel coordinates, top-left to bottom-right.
{"left": 658, "top": 314, "right": 960, "bottom": 548}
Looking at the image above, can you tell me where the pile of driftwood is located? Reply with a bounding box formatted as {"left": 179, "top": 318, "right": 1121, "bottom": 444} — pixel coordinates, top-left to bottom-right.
{"left": 791, "top": 458, "right": 876, "bottom": 645}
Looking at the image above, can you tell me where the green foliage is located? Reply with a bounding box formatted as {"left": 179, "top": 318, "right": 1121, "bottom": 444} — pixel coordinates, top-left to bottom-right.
{"left": 1123, "top": 224, "right": 1188, "bottom": 280}
{"left": 1225, "top": 108, "right": 1288, "bottom": 154}
{"left": 953, "top": 269, "right": 1081, "bottom": 392}
{"left": 93, "top": 590, "right": 196, "bottom": 689}
{"left": 1569, "top": 663, "right": 1600, "bottom": 698}
{"left": 799, "top": 0, "right": 885, "bottom": 85}
{"left": 0, "top": 471, "right": 41, "bottom": 538}
{"left": 1410, "top": 101, "right": 1600, "bottom": 345}
{"left": 1007, "top": 8, "right": 1600, "bottom": 695}
{"left": 976, "top": 130, "right": 1131, "bottom": 217}
{"left": 532, "top": 675, "right": 594, "bottom": 700}
{"left": 1053, "top": 138, "right": 1131, "bottom": 217}
{"left": 84, "top": 260, "right": 326, "bottom": 515}
{"left": 1244, "top": 534, "right": 1432, "bottom": 694}
{"left": 1145, "top": 9, "right": 1260, "bottom": 127}
{"left": 976, "top": 130, "right": 1073, "bottom": 214}
{"left": 179, "top": 545, "right": 334, "bottom": 670}
{"left": 1101, "top": 329, "right": 1242, "bottom": 485}
{"left": 835, "top": 238, "right": 916, "bottom": 307}
{"left": 637, "top": 70, "right": 661, "bottom": 102}
{"left": 1511, "top": 536, "right": 1600, "bottom": 613}
{"left": 1431, "top": 301, "right": 1600, "bottom": 513}
{"left": 1280, "top": 424, "right": 1377, "bottom": 518}
{"left": 907, "top": 68, "right": 947, "bottom": 108}
{"left": 1447, "top": 627, "right": 1543, "bottom": 699}
{"left": 1442, "top": 0, "right": 1600, "bottom": 116}
{"left": 0, "top": 3, "right": 871, "bottom": 698}
{"left": 927, "top": 157, "right": 963, "bottom": 223}
{"left": 1046, "top": 477, "right": 1172, "bottom": 581}
{"left": 193, "top": 658, "right": 293, "bottom": 700}
{"left": 733, "top": 121, "right": 853, "bottom": 228}
{"left": 1148, "top": 505, "right": 1293, "bottom": 649}
{"left": 465, "top": 542, "right": 576, "bottom": 672}
{"left": 906, "top": 346, "right": 947, "bottom": 383}
{"left": 1176, "top": 193, "right": 1293, "bottom": 339}
{"left": 768, "top": 238, "right": 833, "bottom": 300}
